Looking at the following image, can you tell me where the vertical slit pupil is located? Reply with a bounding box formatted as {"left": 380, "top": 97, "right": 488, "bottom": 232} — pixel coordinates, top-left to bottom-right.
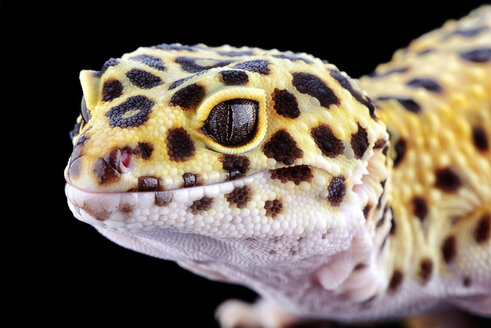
{"left": 203, "top": 99, "right": 258, "bottom": 147}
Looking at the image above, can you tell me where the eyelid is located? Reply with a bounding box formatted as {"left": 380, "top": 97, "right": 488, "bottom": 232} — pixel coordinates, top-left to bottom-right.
{"left": 191, "top": 87, "right": 268, "bottom": 154}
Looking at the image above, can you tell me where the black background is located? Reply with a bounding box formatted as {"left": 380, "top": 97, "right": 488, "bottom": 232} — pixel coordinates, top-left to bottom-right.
{"left": 3, "top": 1, "right": 490, "bottom": 326}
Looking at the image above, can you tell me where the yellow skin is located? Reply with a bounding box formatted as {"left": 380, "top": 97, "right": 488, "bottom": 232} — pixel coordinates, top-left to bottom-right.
{"left": 65, "top": 6, "right": 490, "bottom": 327}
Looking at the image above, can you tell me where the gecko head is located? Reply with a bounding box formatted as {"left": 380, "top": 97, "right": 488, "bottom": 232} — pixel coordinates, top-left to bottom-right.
{"left": 65, "top": 44, "right": 389, "bottom": 269}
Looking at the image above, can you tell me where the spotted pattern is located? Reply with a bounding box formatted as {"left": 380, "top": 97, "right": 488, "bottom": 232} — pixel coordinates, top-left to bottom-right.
{"left": 170, "top": 83, "right": 205, "bottom": 110}
{"left": 435, "top": 167, "right": 462, "bottom": 193}
{"left": 221, "top": 155, "right": 250, "bottom": 180}
{"left": 272, "top": 88, "right": 300, "bottom": 119}
{"left": 419, "top": 258, "right": 433, "bottom": 284}
{"left": 442, "top": 235, "right": 457, "bottom": 264}
{"left": 472, "top": 125, "right": 489, "bottom": 151}
{"left": 406, "top": 78, "right": 443, "bottom": 93}
{"left": 412, "top": 196, "right": 428, "bottom": 222}
{"left": 459, "top": 48, "right": 491, "bottom": 63}
{"left": 105, "top": 95, "right": 154, "bottom": 128}
{"left": 182, "top": 172, "right": 202, "bottom": 188}
{"left": 155, "top": 191, "right": 172, "bottom": 207}
{"left": 351, "top": 123, "right": 369, "bottom": 159}
{"left": 311, "top": 124, "right": 344, "bottom": 158}
{"left": 102, "top": 79, "right": 124, "bottom": 102}
{"left": 474, "top": 214, "right": 490, "bottom": 244}
{"left": 327, "top": 176, "right": 346, "bottom": 206}
{"left": 166, "top": 127, "right": 195, "bottom": 162}
{"left": 292, "top": 72, "right": 339, "bottom": 108}
{"left": 220, "top": 70, "right": 249, "bottom": 85}
{"left": 264, "top": 199, "right": 282, "bottom": 218}
{"left": 226, "top": 186, "right": 252, "bottom": 208}
{"left": 137, "top": 176, "right": 163, "bottom": 191}
{"left": 263, "top": 130, "right": 303, "bottom": 165}
{"left": 376, "top": 96, "right": 421, "bottom": 113}
{"left": 190, "top": 196, "right": 213, "bottom": 214}
{"left": 92, "top": 148, "right": 123, "bottom": 185}
{"left": 130, "top": 54, "right": 166, "bottom": 71}
{"left": 393, "top": 139, "right": 407, "bottom": 167}
{"left": 176, "top": 56, "right": 233, "bottom": 73}
{"left": 233, "top": 60, "right": 270, "bottom": 74}
{"left": 388, "top": 269, "right": 404, "bottom": 292}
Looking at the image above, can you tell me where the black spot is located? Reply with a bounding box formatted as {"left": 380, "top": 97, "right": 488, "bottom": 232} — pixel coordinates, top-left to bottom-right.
{"left": 363, "top": 203, "right": 372, "bottom": 219}
{"left": 272, "top": 88, "right": 300, "bottom": 119}
{"left": 369, "top": 66, "right": 409, "bottom": 78}
{"left": 170, "top": 83, "right": 205, "bottom": 110}
{"left": 412, "top": 196, "right": 428, "bottom": 222}
{"left": 474, "top": 213, "right": 490, "bottom": 244}
{"left": 442, "top": 235, "right": 457, "bottom": 264}
{"left": 155, "top": 191, "right": 172, "bottom": 207}
{"left": 137, "top": 176, "right": 163, "bottom": 191}
{"left": 393, "top": 139, "right": 407, "bottom": 167}
{"left": 462, "top": 276, "right": 472, "bottom": 287}
{"left": 264, "top": 199, "right": 282, "bottom": 218}
{"left": 419, "top": 258, "right": 433, "bottom": 284}
{"left": 94, "top": 58, "right": 119, "bottom": 77}
{"left": 226, "top": 186, "right": 252, "bottom": 208}
{"left": 351, "top": 123, "right": 369, "bottom": 159}
{"left": 220, "top": 70, "right": 249, "bottom": 85}
{"left": 263, "top": 130, "right": 303, "bottom": 165}
{"left": 459, "top": 48, "right": 491, "bottom": 63}
{"left": 270, "top": 165, "right": 313, "bottom": 185}
{"left": 134, "top": 142, "right": 153, "bottom": 160}
{"left": 126, "top": 69, "right": 162, "bottom": 89}
{"left": 388, "top": 269, "right": 403, "bottom": 292}
{"left": 406, "top": 78, "right": 443, "bottom": 93}
{"left": 376, "top": 96, "right": 421, "bottom": 113}
{"left": 327, "top": 176, "right": 346, "bottom": 207}
{"left": 233, "top": 60, "right": 270, "bottom": 74}
{"left": 153, "top": 43, "right": 197, "bottom": 51}
{"left": 190, "top": 197, "right": 213, "bottom": 214}
{"left": 447, "top": 26, "right": 487, "bottom": 39}
{"left": 292, "top": 72, "right": 339, "bottom": 108}
{"left": 106, "top": 95, "right": 154, "bottom": 128}
{"left": 166, "top": 127, "right": 195, "bottom": 161}
{"left": 92, "top": 148, "right": 123, "bottom": 185}
{"left": 472, "top": 125, "right": 489, "bottom": 151}
{"left": 329, "top": 69, "right": 376, "bottom": 118}
{"left": 217, "top": 50, "right": 254, "bottom": 57}
{"left": 435, "top": 167, "right": 462, "bottom": 193}
{"left": 311, "top": 124, "right": 345, "bottom": 158}
{"left": 102, "top": 79, "right": 124, "bottom": 102}
{"left": 221, "top": 155, "right": 250, "bottom": 180}
{"left": 272, "top": 54, "right": 313, "bottom": 64}
{"left": 130, "top": 54, "right": 166, "bottom": 71}
{"left": 176, "top": 56, "right": 233, "bottom": 73}
{"left": 182, "top": 172, "right": 202, "bottom": 188}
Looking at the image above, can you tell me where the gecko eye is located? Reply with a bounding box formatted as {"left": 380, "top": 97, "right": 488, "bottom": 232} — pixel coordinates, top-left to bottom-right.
{"left": 81, "top": 96, "right": 91, "bottom": 123}
{"left": 202, "top": 99, "right": 258, "bottom": 147}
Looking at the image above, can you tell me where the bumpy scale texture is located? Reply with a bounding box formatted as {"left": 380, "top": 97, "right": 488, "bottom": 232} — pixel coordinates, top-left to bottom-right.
{"left": 65, "top": 6, "right": 491, "bottom": 327}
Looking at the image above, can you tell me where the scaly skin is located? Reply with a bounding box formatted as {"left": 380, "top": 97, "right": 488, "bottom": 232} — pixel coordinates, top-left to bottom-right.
{"left": 65, "top": 6, "right": 490, "bottom": 327}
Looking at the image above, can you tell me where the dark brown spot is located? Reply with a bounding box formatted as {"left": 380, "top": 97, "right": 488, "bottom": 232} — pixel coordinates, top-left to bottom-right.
{"left": 435, "top": 167, "right": 462, "bottom": 193}
{"left": 126, "top": 68, "right": 162, "bottom": 89}
{"left": 272, "top": 88, "right": 300, "bottom": 119}
{"left": 311, "top": 124, "right": 344, "bottom": 158}
{"left": 170, "top": 83, "right": 205, "bottom": 110}
{"left": 374, "top": 139, "right": 387, "bottom": 149}
{"left": 175, "top": 56, "right": 233, "bottom": 73}
{"left": 166, "top": 127, "right": 195, "bottom": 161}
{"left": 190, "top": 197, "right": 213, "bottom": 214}
{"left": 472, "top": 125, "right": 489, "bottom": 152}
{"left": 155, "top": 191, "right": 172, "bottom": 206}
{"left": 220, "top": 70, "right": 249, "bottom": 85}
{"left": 376, "top": 96, "right": 421, "bottom": 113}
{"left": 265, "top": 199, "right": 282, "bottom": 218}
{"left": 102, "top": 79, "right": 124, "bottom": 102}
{"left": 351, "top": 123, "right": 369, "bottom": 159}
{"left": 363, "top": 203, "right": 372, "bottom": 220}
{"left": 133, "top": 142, "right": 153, "bottom": 160}
{"left": 393, "top": 139, "right": 407, "bottom": 167}
{"left": 388, "top": 269, "right": 403, "bottom": 292}
{"left": 106, "top": 95, "right": 154, "bottom": 128}
{"left": 263, "top": 130, "right": 303, "bottom": 165}
{"left": 221, "top": 155, "right": 250, "bottom": 180}
{"left": 92, "top": 148, "right": 125, "bottom": 185}
{"left": 81, "top": 201, "right": 111, "bottom": 221}
{"left": 137, "top": 176, "right": 163, "bottom": 191}
{"left": 233, "top": 60, "right": 270, "bottom": 74}
{"left": 129, "top": 54, "right": 166, "bottom": 71}
{"left": 474, "top": 213, "right": 490, "bottom": 244}
{"left": 292, "top": 72, "right": 339, "bottom": 108}
{"left": 412, "top": 196, "right": 428, "bottom": 222}
{"left": 327, "top": 176, "right": 346, "bottom": 207}
{"left": 226, "top": 186, "right": 252, "bottom": 208}
{"left": 270, "top": 165, "right": 313, "bottom": 185}
{"left": 442, "top": 235, "right": 457, "bottom": 264}
{"left": 406, "top": 78, "right": 443, "bottom": 93}
{"left": 463, "top": 276, "right": 472, "bottom": 287}
{"left": 419, "top": 258, "right": 433, "bottom": 284}
{"left": 459, "top": 48, "right": 491, "bottom": 63}
{"left": 182, "top": 172, "right": 202, "bottom": 188}
{"left": 353, "top": 263, "right": 367, "bottom": 271}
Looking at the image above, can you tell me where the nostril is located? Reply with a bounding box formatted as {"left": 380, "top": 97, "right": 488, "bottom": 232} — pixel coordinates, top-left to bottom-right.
{"left": 119, "top": 150, "right": 133, "bottom": 173}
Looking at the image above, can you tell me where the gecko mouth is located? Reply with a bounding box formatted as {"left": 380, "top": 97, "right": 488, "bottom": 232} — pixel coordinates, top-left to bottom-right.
{"left": 65, "top": 170, "right": 268, "bottom": 231}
